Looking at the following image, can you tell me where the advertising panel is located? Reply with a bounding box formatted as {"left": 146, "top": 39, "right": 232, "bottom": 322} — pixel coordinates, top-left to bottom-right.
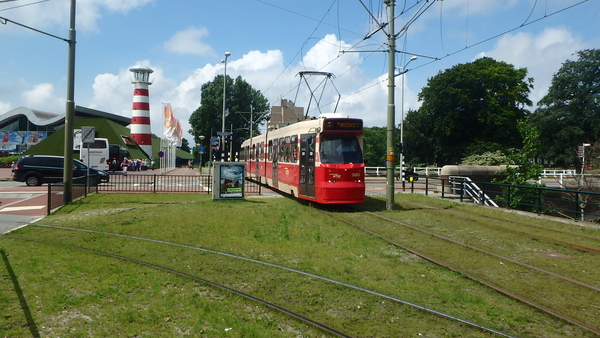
{"left": 0, "top": 130, "right": 47, "bottom": 152}
{"left": 212, "top": 162, "right": 245, "bottom": 200}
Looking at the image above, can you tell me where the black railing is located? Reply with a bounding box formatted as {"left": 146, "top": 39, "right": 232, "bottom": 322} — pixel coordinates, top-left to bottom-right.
{"left": 402, "top": 177, "right": 600, "bottom": 222}
{"left": 98, "top": 174, "right": 212, "bottom": 193}
{"left": 48, "top": 174, "right": 264, "bottom": 214}
{"left": 47, "top": 176, "right": 97, "bottom": 214}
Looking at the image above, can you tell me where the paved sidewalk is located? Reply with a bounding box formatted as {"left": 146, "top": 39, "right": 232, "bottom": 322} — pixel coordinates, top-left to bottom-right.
{"left": 0, "top": 167, "right": 13, "bottom": 181}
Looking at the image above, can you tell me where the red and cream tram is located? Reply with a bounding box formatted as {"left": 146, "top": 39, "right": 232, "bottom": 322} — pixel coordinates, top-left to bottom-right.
{"left": 240, "top": 114, "right": 365, "bottom": 204}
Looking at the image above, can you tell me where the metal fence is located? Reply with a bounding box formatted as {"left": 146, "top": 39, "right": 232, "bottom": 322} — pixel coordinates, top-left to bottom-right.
{"left": 47, "top": 177, "right": 97, "bottom": 214}
{"left": 48, "top": 174, "right": 263, "bottom": 214}
{"left": 98, "top": 174, "right": 212, "bottom": 193}
{"left": 365, "top": 166, "right": 442, "bottom": 176}
{"left": 401, "top": 177, "right": 600, "bottom": 222}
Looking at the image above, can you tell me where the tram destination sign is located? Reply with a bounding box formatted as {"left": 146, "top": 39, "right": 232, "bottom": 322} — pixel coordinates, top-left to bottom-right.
{"left": 323, "top": 118, "right": 363, "bottom": 131}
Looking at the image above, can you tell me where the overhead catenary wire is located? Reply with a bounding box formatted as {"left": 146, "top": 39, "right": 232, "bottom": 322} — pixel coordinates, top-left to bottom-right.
{"left": 256, "top": 0, "right": 591, "bottom": 114}
{"left": 0, "top": 0, "right": 50, "bottom": 12}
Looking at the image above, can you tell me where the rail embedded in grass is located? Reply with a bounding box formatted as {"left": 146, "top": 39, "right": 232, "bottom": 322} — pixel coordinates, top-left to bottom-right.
{"left": 2, "top": 194, "right": 598, "bottom": 337}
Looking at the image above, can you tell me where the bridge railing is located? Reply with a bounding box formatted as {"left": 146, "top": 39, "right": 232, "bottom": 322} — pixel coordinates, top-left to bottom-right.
{"left": 365, "top": 167, "right": 441, "bottom": 176}
{"left": 398, "top": 177, "right": 600, "bottom": 222}
{"left": 365, "top": 167, "right": 576, "bottom": 178}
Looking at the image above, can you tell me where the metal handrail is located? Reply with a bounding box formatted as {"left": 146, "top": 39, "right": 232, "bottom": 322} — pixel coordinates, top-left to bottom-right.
{"left": 449, "top": 176, "right": 499, "bottom": 208}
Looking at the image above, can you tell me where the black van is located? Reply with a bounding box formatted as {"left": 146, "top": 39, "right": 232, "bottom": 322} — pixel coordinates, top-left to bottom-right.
{"left": 12, "top": 155, "right": 110, "bottom": 186}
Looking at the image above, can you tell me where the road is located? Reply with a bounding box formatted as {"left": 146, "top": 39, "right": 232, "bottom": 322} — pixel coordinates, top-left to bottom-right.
{"left": 0, "top": 172, "right": 47, "bottom": 234}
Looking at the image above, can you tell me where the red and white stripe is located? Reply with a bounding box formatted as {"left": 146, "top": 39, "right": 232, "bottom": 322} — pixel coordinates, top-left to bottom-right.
{"left": 130, "top": 81, "right": 153, "bottom": 157}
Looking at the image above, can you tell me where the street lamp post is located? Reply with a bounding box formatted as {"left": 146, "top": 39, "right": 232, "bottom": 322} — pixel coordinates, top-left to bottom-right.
{"left": 397, "top": 56, "right": 417, "bottom": 189}
{"left": 198, "top": 135, "right": 205, "bottom": 169}
{"left": 221, "top": 51, "right": 231, "bottom": 161}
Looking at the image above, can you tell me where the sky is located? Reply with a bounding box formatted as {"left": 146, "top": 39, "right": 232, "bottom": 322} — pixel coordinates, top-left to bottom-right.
{"left": 1, "top": 0, "right": 598, "bottom": 146}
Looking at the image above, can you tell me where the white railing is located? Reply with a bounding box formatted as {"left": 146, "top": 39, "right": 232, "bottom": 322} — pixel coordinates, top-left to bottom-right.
{"left": 540, "top": 169, "right": 576, "bottom": 177}
{"left": 365, "top": 167, "right": 576, "bottom": 179}
{"left": 449, "top": 176, "right": 499, "bottom": 207}
{"left": 365, "top": 167, "right": 441, "bottom": 176}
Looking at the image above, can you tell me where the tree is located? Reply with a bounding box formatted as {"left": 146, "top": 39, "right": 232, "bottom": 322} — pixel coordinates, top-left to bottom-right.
{"left": 460, "top": 150, "right": 507, "bottom": 166}
{"left": 497, "top": 120, "right": 544, "bottom": 186}
{"left": 189, "top": 75, "right": 269, "bottom": 162}
{"left": 403, "top": 108, "right": 436, "bottom": 165}
{"left": 404, "top": 57, "right": 533, "bottom": 165}
{"left": 178, "top": 138, "right": 191, "bottom": 153}
{"left": 362, "top": 127, "right": 388, "bottom": 166}
{"left": 528, "top": 49, "right": 600, "bottom": 168}
{"left": 494, "top": 120, "right": 544, "bottom": 211}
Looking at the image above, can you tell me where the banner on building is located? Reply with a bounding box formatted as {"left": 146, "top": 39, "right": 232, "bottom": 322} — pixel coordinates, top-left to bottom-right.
{"left": 0, "top": 130, "right": 47, "bottom": 152}
{"left": 163, "top": 103, "right": 183, "bottom": 147}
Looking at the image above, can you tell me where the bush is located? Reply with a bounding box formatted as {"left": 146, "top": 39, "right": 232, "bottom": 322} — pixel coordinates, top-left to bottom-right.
{"left": 0, "top": 155, "right": 20, "bottom": 168}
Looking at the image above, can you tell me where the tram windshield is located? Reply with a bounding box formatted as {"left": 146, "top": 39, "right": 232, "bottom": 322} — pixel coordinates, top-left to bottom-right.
{"left": 319, "top": 135, "right": 363, "bottom": 164}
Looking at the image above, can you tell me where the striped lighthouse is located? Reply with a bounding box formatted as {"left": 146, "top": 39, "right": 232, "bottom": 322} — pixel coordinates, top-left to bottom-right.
{"left": 129, "top": 65, "right": 154, "bottom": 157}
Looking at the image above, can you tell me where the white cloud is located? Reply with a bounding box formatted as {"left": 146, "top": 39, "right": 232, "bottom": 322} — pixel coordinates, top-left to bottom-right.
{"left": 476, "top": 26, "right": 586, "bottom": 105}
{"left": 21, "top": 83, "right": 63, "bottom": 112}
{"left": 0, "top": 0, "right": 155, "bottom": 33}
{"left": 164, "top": 27, "right": 215, "bottom": 56}
{"left": 85, "top": 36, "right": 383, "bottom": 145}
{"left": 0, "top": 101, "right": 11, "bottom": 113}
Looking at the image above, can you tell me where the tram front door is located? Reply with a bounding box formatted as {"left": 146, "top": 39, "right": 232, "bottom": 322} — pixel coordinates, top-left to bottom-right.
{"left": 299, "top": 133, "right": 316, "bottom": 198}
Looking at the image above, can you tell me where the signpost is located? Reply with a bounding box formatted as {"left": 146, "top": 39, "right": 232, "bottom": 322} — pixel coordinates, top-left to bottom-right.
{"left": 81, "top": 127, "right": 95, "bottom": 190}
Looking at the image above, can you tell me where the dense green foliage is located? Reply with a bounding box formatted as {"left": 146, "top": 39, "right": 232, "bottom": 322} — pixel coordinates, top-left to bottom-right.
{"left": 404, "top": 57, "right": 533, "bottom": 165}
{"left": 494, "top": 121, "right": 545, "bottom": 210}
{"left": 0, "top": 155, "right": 19, "bottom": 167}
{"left": 460, "top": 151, "right": 508, "bottom": 166}
{"left": 178, "top": 138, "right": 191, "bottom": 153}
{"left": 362, "top": 126, "right": 388, "bottom": 166}
{"left": 529, "top": 49, "right": 600, "bottom": 168}
{"left": 188, "top": 75, "right": 269, "bottom": 162}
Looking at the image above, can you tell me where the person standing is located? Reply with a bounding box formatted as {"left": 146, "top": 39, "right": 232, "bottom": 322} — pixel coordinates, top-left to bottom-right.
{"left": 122, "top": 157, "right": 129, "bottom": 175}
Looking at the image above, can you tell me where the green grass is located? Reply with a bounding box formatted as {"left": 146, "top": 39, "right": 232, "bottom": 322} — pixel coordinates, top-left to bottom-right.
{"left": 1, "top": 193, "right": 597, "bottom": 337}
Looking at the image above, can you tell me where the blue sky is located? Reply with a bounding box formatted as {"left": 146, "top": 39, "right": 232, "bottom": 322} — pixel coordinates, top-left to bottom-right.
{"left": 1, "top": 0, "right": 598, "bottom": 143}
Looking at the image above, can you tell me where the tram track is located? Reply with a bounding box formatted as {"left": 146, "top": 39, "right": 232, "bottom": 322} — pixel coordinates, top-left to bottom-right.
{"left": 2, "top": 224, "right": 516, "bottom": 338}
{"left": 399, "top": 198, "right": 600, "bottom": 254}
{"left": 319, "top": 205, "right": 600, "bottom": 336}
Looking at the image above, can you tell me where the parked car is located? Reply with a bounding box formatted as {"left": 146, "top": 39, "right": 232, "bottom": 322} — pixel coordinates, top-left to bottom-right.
{"left": 12, "top": 155, "right": 110, "bottom": 186}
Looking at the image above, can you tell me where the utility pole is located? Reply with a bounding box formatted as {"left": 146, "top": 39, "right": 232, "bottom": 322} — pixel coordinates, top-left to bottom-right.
{"left": 385, "top": 0, "right": 396, "bottom": 210}
{"left": 0, "top": 1, "right": 77, "bottom": 202}
{"left": 62, "top": 0, "right": 76, "bottom": 204}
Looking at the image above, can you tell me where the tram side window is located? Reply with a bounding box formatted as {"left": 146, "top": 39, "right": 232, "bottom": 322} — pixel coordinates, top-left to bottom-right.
{"left": 260, "top": 142, "right": 264, "bottom": 161}
{"left": 319, "top": 135, "right": 363, "bottom": 164}
{"left": 278, "top": 137, "right": 285, "bottom": 162}
{"left": 268, "top": 140, "right": 273, "bottom": 161}
{"left": 291, "top": 135, "right": 298, "bottom": 163}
